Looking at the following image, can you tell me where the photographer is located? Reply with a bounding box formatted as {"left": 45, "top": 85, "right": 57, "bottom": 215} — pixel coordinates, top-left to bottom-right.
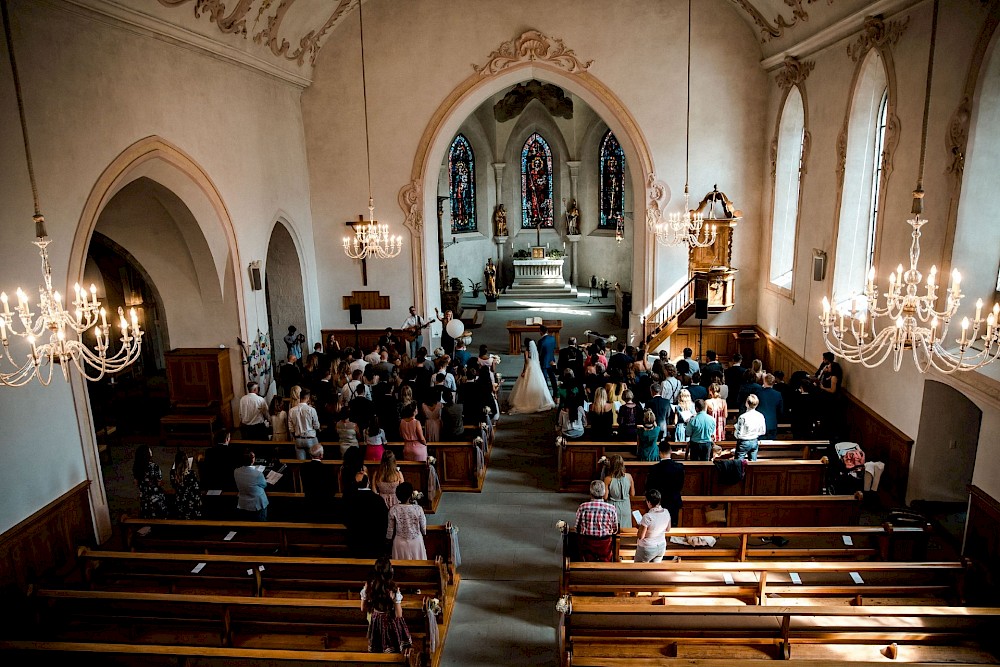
{"left": 284, "top": 325, "right": 306, "bottom": 363}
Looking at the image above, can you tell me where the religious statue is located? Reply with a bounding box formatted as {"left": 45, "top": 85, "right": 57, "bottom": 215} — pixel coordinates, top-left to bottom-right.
{"left": 493, "top": 204, "right": 508, "bottom": 237}
{"left": 566, "top": 198, "right": 580, "bottom": 235}
{"left": 484, "top": 258, "right": 499, "bottom": 301}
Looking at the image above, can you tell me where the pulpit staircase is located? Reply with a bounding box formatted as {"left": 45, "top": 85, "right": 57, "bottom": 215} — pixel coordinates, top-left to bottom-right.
{"left": 643, "top": 272, "right": 733, "bottom": 350}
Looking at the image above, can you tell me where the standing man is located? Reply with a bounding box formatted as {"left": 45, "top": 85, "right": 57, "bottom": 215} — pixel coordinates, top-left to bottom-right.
{"left": 574, "top": 480, "right": 619, "bottom": 562}
{"left": 681, "top": 347, "right": 700, "bottom": 376}
{"left": 724, "top": 353, "right": 746, "bottom": 409}
{"left": 645, "top": 444, "right": 685, "bottom": 526}
{"left": 537, "top": 324, "right": 558, "bottom": 394}
{"left": 702, "top": 350, "right": 723, "bottom": 383}
{"left": 234, "top": 449, "right": 268, "bottom": 521}
{"left": 733, "top": 394, "right": 767, "bottom": 461}
{"left": 755, "top": 373, "right": 784, "bottom": 440}
{"left": 402, "top": 305, "right": 432, "bottom": 359}
{"left": 283, "top": 325, "right": 304, "bottom": 362}
{"left": 557, "top": 336, "right": 584, "bottom": 380}
{"left": 239, "top": 382, "right": 270, "bottom": 440}
{"left": 686, "top": 399, "right": 716, "bottom": 461}
{"left": 288, "top": 388, "right": 320, "bottom": 460}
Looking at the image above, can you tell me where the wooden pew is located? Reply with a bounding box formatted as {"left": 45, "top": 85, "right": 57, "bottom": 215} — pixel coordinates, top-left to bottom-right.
{"left": 566, "top": 459, "right": 829, "bottom": 495}
{"left": 28, "top": 589, "right": 432, "bottom": 663}
{"left": 628, "top": 494, "right": 864, "bottom": 528}
{"left": 277, "top": 459, "right": 442, "bottom": 511}
{"left": 558, "top": 439, "right": 824, "bottom": 492}
{"left": 76, "top": 547, "right": 448, "bottom": 600}
{"left": 561, "top": 560, "right": 968, "bottom": 605}
{"left": 119, "top": 517, "right": 459, "bottom": 582}
{"left": 562, "top": 524, "right": 932, "bottom": 564}
{"left": 560, "top": 604, "right": 1000, "bottom": 665}
{"left": 0, "top": 642, "right": 416, "bottom": 665}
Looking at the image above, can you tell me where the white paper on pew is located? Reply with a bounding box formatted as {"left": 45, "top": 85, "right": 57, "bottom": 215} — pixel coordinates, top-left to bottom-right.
{"left": 843, "top": 535, "right": 854, "bottom": 546}
{"left": 259, "top": 565, "right": 265, "bottom": 571}
{"left": 136, "top": 526, "right": 152, "bottom": 537}
{"left": 247, "top": 569, "right": 254, "bottom": 575}
{"left": 206, "top": 489, "right": 222, "bottom": 496}
{"left": 224, "top": 531, "right": 237, "bottom": 541}
{"left": 192, "top": 562, "right": 206, "bottom": 574}
{"left": 790, "top": 572, "right": 802, "bottom": 584}
{"left": 632, "top": 510, "right": 643, "bottom": 524}
{"left": 723, "top": 573, "right": 734, "bottom": 585}
{"left": 265, "top": 470, "right": 283, "bottom": 485}
{"left": 850, "top": 571, "right": 864, "bottom": 584}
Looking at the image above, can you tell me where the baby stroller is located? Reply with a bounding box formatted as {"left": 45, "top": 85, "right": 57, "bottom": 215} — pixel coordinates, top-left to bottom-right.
{"left": 828, "top": 442, "right": 866, "bottom": 495}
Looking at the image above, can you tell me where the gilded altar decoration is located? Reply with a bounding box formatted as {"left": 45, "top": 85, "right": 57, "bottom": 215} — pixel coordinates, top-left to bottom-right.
{"left": 484, "top": 259, "right": 499, "bottom": 300}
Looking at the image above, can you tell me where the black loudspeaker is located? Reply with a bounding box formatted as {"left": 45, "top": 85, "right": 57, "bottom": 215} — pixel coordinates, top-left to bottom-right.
{"left": 349, "top": 304, "right": 363, "bottom": 325}
{"left": 248, "top": 265, "right": 262, "bottom": 291}
{"left": 695, "top": 297, "right": 709, "bottom": 320}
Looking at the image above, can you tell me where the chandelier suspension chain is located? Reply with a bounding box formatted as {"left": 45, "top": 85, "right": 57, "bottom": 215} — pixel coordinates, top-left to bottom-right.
{"left": 684, "top": 0, "right": 691, "bottom": 197}
{"left": 358, "top": 0, "right": 373, "bottom": 209}
{"left": 913, "top": 0, "right": 938, "bottom": 210}
{"left": 2, "top": 0, "right": 44, "bottom": 234}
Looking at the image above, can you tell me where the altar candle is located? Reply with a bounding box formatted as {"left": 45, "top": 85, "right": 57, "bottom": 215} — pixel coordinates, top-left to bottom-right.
{"left": 976, "top": 299, "right": 983, "bottom": 322}
{"left": 960, "top": 318, "right": 969, "bottom": 346}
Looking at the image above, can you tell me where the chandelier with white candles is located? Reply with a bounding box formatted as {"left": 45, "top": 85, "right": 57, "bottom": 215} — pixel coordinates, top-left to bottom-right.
{"left": 1, "top": 0, "right": 142, "bottom": 387}
{"left": 818, "top": 0, "right": 1000, "bottom": 374}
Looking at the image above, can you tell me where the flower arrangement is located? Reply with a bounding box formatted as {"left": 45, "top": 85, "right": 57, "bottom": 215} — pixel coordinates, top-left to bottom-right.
{"left": 583, "top": 329, "right": 592, "bottom": 336}
{"left": 607, "top": 335, "right": 618, "bottom": 343}
{"left": 555, "top": 436, "right": 566, "bottom": 447}
{"left": 513, "top": 248, "right": 531, "bottom": 259}
{"left": 555, "top": 595, "right": 572, "bottom": 615}
{"left": 547, "top": 249, "right": 565, "bottom": 259}
{"left": 555, "top": 520, "right": 567, "bottom": 532}
{"left": 597, "top": 456, "right": 608, "bottom": 466}
{"left": 473, "top": 436, "right": 484, "bottom": 447}
{"left": 427, "top": 456, "right": 437, "bottom": 465}
{"left": 427, "top": 598, "right": 443, "bottom": 616}
{"left": 411, "top": 489, "right": 424, "bottom": 502}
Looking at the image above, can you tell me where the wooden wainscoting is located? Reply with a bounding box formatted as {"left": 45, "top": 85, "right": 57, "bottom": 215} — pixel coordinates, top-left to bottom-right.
{"left": 669, "top": 324, "right": 750, "bottom": 365}
{"left": 964, "top": 485, "right": 1000, "bottom": 605}
{"left": 757, "top": 328, "right": 913, "bottom": 506}
{"left": 0, "top": 481, "right": 93, "bottom": 597}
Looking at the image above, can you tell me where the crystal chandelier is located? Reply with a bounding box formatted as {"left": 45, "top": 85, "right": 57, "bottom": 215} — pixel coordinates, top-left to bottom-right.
{"left": 818, "top": 0, "right": 1000, "bottom": 374}
{"left": 647, "top": 0, "right": 717, "bottom": 249}
{"left": 342, "top": 0, "right": 402, "bottom": 261}
{"left": 0, "top": 1, "right": 142, "bottom": 387}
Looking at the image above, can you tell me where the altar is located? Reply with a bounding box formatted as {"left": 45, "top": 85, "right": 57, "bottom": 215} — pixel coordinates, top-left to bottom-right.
{"left": 512, "top": 258, "right": 566, "bottom": 285}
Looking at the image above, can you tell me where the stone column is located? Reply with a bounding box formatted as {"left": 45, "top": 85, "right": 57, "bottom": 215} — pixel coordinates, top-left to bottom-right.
{"left": 567, "top": 234, "right": 582, "bottom": 289}
{"left": 492, "top": 162, "right": 506, "bottom": 204}
{"left": 492, "top": 235, "right": 508, "bottom": 310}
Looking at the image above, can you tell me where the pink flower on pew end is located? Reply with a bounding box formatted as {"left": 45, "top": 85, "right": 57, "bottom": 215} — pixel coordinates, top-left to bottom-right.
{"left": 411, "top": 490, "right": 424, "bottom": 502}
{"left": 555, "top": 595, "right": 572, "bottom": 614}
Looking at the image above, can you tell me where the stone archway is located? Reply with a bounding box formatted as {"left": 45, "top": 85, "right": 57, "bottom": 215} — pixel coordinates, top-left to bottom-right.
{"left": 399, "top": 30, "right": 663, "bottom": 336}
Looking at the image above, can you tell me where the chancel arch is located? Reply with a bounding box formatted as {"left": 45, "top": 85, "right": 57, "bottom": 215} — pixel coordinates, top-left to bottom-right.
{"left": 264, "top": 220, "right": 308, "bottom": 372}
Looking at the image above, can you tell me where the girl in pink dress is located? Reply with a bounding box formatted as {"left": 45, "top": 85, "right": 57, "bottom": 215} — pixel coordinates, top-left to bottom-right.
{"left": 421, "top": 397, "right": 442, "bottom": 442}
{"left": 399, "top": 402, "right": 427, "bottom": 461}
{"left": 706, "top": 382, "right": 729, "bottom": 443}
{"left": 373, "top": 450, "right": 405, "bottom": 509}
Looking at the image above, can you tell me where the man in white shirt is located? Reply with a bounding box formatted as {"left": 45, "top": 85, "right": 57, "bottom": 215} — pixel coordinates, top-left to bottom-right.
{"left": 401, "top": 305, "right": 431, "bottom": 358}
{"left": 238, "top": 381, "right": 270, "bottom": 440}
{"left": 340, "top": 368, "right": 370, "bottom": 403}
{"left": 364, "top": 347, "right": 381, "bottom": 366}
{"left": 288, "top": 388, "right": 320, "bottom": 460}
{"left": 347, "top": 349, "right": 367, "bottom": 375}
{"left": 733, "top": 393, "right": 767, "bottom": 461}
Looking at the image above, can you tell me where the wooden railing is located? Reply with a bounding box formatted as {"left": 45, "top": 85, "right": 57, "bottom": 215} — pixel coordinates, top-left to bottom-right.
{"left": 643, "top": 275, "right": 697, "bottom": 348}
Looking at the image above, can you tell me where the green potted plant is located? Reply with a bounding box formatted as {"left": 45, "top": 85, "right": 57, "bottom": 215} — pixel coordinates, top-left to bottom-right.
{"left": 467, "top": 279, "right": 483, "bottom": 298}
{"left": 513, "top": 248, "right": 530, "bottom": 259}
{"left": 547, "top": 249, "right": 565, "bottom": 259}
{"left": 449, "top": 277, "right": 464, "bottom": 292}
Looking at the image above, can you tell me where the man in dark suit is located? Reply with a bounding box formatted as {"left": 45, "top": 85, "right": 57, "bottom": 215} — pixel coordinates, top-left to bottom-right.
{"left": 199, "top": 429, "right": 239, "bottom": 491}
{"left": 755, "top": 373, "right": 785, "bottom": 440}
{"left": 299, "top": 444, "right": 337, "bottom": 522}
{"left": 557, "top": 336, "right": 584, "bottom": 380}
{"left": 537, "top": 325, "right": 559, "bottom": 394}
{"left": 724, "top": 353, "right": 746, "bottom": 409}
{"left": 645, "top": 444, "right": 685, "bottom": 526}
{"left": 343, "top": 476, "right": 390, "bottom": 559}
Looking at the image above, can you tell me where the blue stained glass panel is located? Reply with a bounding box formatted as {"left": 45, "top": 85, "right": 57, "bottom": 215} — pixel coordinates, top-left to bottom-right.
{"left": 599, "top": 130, "right": 625, "bottom": 230}
{"left": 448, "top": 134, "right": 476, "bottom": 233}
{"left": 521, "top": 132, "right": 554, "bottom": 228}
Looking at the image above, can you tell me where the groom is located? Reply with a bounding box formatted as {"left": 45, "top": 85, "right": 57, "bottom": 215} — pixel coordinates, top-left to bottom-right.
{"left": 538, "top": 325, "right": 558, "bottom": 395}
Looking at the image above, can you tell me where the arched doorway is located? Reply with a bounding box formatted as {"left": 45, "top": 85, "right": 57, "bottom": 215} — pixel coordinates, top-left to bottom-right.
{"left": 909, "top": 380, "right": 982, "bottom": 505}
{"left": 264, "top": 221, "right": 308, "bottom": 382}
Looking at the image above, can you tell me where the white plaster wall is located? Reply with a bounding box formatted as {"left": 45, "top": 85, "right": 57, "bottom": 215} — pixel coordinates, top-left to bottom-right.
{"left": 302, "top": 0, "right": 766, "bottom": 331}
{"left": 0, "top": 0, "right": 316, "bottom": 533}
{"left": 754, "top": 2, "right": 1000, "bottom": 502}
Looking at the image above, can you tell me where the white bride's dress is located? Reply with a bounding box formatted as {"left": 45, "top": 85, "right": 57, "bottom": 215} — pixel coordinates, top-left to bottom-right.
{"left": 507, "top": 340, "right": 556, "bottom": 414}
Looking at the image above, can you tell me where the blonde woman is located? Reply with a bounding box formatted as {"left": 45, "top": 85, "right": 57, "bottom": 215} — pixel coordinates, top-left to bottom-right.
{"left": 603, "top": 455, "right": 635, "bottom": 529}
{"left": 706, "top": 383, "right": 729, "bottom": 443}
{"left": 751, "top": 358, "right": 765, "bottom": 385}
{"left": 587, "top": 387, "right": 615, "bottom": 440}
{"left": 672, "top": 389, "right": 695, "bottom": 443}
{"left": 373, "top": 450, "right": 406, "bottom": 509}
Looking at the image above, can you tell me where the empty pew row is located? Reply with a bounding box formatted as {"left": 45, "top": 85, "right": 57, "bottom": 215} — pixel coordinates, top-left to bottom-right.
{"left": 21, "top": 590, "right": 433, "bottom": 666}
{"left": 120, "top": 517, "right": 459, "bottom": 583}
{"left": 559, "top": 604, "right": 1000, "bottom": 665}
{"left": 569, "top": 459, "right": 830, "bottom": 496}
{"left": 561, "top": 560, "right": 968, "bottom": 605}
{"left": 625, "top": 494, "right": 863, "bottom": 528}
{"left": 558, "top": 439, "right": 826, "bottom": 492}
{"left": 561, "top": 524, "right": 932, "bottom": 564}
{"left": 75, "top": 547, "right": 448, "bottom": 601}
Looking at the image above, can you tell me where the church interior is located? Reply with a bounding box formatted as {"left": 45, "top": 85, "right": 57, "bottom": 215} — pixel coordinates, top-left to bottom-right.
{"left": 1, "top": 0, "right": 1000, "bottom": 664}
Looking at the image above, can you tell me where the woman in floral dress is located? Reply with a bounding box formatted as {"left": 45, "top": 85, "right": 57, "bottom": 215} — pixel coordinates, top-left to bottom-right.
{"left": 386, "top": 482, "right": 427, "bottom": 560}
{"left": 171, "top": 449, "right": 203, "bottom": 519}
{"left": 133, "top": 445, "right": 168, "bottom": 519}
{"left": 360, "top": 556, "right": 413, "bottom": 654}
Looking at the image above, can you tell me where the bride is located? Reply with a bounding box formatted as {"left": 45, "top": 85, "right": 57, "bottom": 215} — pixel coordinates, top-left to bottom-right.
{"left": 507, "top": 339, "right": 556, "bottom": 414}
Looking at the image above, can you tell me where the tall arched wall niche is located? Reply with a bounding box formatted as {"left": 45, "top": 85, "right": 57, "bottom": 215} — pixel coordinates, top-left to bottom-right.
{"left": 302, "top": 0, "right": 767, "bottom": 338}
{"left": 0, "top": 1, "right": 318, "bottom": 536}
{"left": 754, "top": 2, "right": 1000, "bottom": 501}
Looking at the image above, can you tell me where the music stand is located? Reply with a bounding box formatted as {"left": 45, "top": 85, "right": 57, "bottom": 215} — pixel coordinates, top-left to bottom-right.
{"left": 586, "top": 276, "right": 604, "bottom": 305}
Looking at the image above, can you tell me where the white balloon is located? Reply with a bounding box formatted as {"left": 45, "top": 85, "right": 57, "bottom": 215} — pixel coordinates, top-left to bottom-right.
{"left": 446, "top": 319, "right": 465, "bottom": 339}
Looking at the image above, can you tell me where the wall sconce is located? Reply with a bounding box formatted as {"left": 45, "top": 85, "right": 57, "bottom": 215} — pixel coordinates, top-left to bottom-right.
{"left": 812, "top": 249, "right": 827, "bottom": 282}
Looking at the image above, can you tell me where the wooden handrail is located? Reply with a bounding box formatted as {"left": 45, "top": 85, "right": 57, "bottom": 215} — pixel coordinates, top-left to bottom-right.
{"left": 644, "top": 274, "right": 698, "bottom": 343}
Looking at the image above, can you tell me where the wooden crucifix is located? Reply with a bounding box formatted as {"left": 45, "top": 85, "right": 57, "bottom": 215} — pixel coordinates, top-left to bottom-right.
{"left": 346, "top": 215, "right": 369, "bottom": 286}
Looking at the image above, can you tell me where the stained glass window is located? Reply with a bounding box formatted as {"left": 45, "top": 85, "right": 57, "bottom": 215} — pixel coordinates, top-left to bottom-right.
{"left": 448, "top": 134, "right": 476, "bottom": 233}
{"left": 599, "top": 130, "right": 625, "bottom": 230}
{"left": 521, "top": 132, "right": 554, "bottom": 228}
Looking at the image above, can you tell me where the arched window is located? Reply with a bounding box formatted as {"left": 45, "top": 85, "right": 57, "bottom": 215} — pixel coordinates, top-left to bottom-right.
{"left": 599, "top": 130, "right": 625, "bottom": 230}
{"left": 448, "top": 134, "right": 476, "bottom": 234}
{"left": 521, "top": 132, "right": 554, "bottom": 228}
{"left": 833, "top": 50, "right": 889, "bottom": 305}
{"left": 769, "top": 87, "right": 806, "bottom": 290}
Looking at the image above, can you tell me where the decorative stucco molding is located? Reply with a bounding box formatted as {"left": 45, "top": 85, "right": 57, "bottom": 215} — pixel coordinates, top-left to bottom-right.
{"left": 728, "top": 0, "right": 826, "bottom": 44}
{"left": 847, "top": 14, "right": 909, "bottom": 62}
{"left": 253, "top": 0, "right": 355, "bottom": 66}
{"left": 398, "top": 179, "right": 424, "bottom": 236}
{"left": 472, "top": 30, "right": 593, "bottom": 77}
{"left": 775, "top": 56, "right": 815, "bottom": 89}
{"left": 645, "top": 173, "right": 670, "bottom": 229}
